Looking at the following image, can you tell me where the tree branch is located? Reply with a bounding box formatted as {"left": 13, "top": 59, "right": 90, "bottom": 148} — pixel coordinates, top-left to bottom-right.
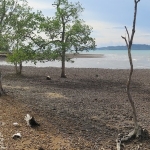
{"left": 125, "top": 26, "right": 130, "bottom": 43}
{"left": 130, "top": 0, "right": 140, "bottom": 47}
{"left": 121, "top": 36, "right": 129, "bottom": 48}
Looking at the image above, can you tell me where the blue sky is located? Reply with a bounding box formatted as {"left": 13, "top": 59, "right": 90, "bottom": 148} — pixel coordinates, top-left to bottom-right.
{"left": 27, "top": 0, "right": 150, "bottom": 47}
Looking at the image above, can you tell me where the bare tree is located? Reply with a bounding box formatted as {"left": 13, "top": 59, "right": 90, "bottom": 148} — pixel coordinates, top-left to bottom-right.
{"left": 122, "top": 0, "right": 140, "bottom": 136}
{"left": 116, "top": 0, "right": 149, "bottom": 149}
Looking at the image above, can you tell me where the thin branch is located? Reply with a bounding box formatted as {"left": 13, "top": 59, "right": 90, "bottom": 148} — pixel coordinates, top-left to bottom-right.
{"left": 121, "top": 36, "right": 129, "bottom": 48}
{"left": 130, "top": 0, "right": 140, "bottom": 47}
{"left": 125, "top": 26, "right": 130, "bottom": 43}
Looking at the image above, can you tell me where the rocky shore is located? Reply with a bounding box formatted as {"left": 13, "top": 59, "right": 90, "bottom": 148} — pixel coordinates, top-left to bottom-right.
{"left": 1, "top": 65, "right": 150, "bottom": 149}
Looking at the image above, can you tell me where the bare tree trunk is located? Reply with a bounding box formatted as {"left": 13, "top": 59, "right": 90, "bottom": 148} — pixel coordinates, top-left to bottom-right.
{"left": 121, "top": 0, "right": 140, "bottom": 132}
{"left": 61, "top": 51, "right": 66, "bottom": 78}
{"left": 60, "top": 18, "right": 66, "bottom": 78}
{"left": 19, "top": 61, "right": 22, "bottom": 74}
{"left": 0, "top": 71, "right": 5, "bottom": 96}
{"left": 126, "top": 46, "right": 139, "bottom": 130}
{"left": 15, "top": 62, "right": 18, "bottom": 74}
{"left": 116, "top": 1, "right": 147, "bottom": 149}
{"left": 14, "top": 61, "right": 22, "bottom": 75}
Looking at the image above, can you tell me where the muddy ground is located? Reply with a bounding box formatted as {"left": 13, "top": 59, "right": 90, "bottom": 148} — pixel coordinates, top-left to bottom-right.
{"left": 1, "top": 65, "right": 150, "bottom": 150}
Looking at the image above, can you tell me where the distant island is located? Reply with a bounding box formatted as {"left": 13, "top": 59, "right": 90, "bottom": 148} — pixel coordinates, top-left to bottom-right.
{"left": 96, "top": 44, "right": 150, "bottom": 50}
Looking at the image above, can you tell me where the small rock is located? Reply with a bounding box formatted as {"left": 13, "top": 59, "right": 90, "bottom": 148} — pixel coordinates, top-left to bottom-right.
{"left": 13, "top": 122, "right": 20, "bottom": 127}
{"left": 46, "top": 76, "right": 51, "bottom": 80}
{"left": 12, "top": 133, "right": 21, "bottom": 139}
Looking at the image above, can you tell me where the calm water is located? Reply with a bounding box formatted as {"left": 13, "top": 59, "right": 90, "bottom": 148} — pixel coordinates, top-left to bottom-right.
{"left": 1, "top": 50, "right": 150, "bottom": 69}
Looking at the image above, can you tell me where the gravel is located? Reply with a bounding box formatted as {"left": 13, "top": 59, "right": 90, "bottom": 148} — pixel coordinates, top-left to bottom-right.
{"left": 1, "top": 65, "right": 150, "bottom": 149}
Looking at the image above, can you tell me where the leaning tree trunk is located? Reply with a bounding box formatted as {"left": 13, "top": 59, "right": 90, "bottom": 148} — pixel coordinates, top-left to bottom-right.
{"left": 116, "top": 0, "right": 148, "bottom": 149}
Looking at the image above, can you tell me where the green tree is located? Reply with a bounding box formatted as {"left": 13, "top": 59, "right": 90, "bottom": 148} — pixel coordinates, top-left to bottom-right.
{"left": 42, "top": 0, "right": 96, "bottom": 78}
{"left": 6, "top": 2, "right": 46, "bottom": 74}
{"left": 0, "top": 0, "right": 21, "bottom": 94}
{"left": 0, "top": 0, "right": 26, "bottom": 51}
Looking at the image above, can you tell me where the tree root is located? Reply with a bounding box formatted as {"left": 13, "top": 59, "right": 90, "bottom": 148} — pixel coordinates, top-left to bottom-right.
{"left": 116, "top": 126, "right": 149, "bottom": 150}
{"left": 0, "top": 88, "right": 6, "bottom": 96}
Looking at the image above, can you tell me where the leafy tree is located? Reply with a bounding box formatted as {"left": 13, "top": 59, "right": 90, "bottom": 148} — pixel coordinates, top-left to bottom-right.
{"left": 0, "top": 0, "right": 25, "bottom": 51}
{"left": 0, "top": 0, "right": 44, "bottom": 93}
{"left": 7, "top": 45, "right": 36, "bottom": 74}
{"left": 0, "top": 0, "right": 21, "bottom": 94}
{"left": 42, "top": 0, "right": 96, "bottom": 78}
{"left": 5, "top": 1, "right": 47, "bottom": 74}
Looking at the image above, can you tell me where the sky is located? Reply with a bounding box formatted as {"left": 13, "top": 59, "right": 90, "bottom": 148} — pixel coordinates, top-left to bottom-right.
{"left": 27, "top": 0, "right": 150, "bottom": 47}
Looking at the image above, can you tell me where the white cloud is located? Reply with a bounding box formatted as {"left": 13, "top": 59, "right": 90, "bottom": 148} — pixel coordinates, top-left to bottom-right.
{"left": 85, "top": 20, "right": 150, "bottom": 47}
{"left": 85, "top": 20, "right": 126, "bottom": 46}
{"left": 25, "top": 0, "right": 150, "bottom": 47}
{"left": 27, "top": 0, "right": 54, "bottom": 10}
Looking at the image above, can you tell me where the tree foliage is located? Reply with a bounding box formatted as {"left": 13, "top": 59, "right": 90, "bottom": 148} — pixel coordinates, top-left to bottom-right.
{"left": 1, "top": 0, "right": 96, "bottom": 77}
{"left": 42, "top": 0, "right": 96, "bottom": 77}
{"left": 1, "top": 0, "right": 48, "bottom": 74}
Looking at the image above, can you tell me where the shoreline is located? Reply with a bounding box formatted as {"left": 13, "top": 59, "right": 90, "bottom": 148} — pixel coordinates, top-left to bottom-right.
{"left": 66, "top": 53, "right": 104, "bottom": 58}
{"left": 0, "top": 64, "right": 150, "bottom": 70}
{"left": 0, "top": 53, "right": 104, "bottom": 60}
{"left": 1, "top": 52, "right": 150, "bottom": 69}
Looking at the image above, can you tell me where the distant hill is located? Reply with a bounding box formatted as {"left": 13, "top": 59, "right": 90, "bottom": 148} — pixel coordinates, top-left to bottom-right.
{"left": 96, "top": 44, "right": 150, "bottom": 50}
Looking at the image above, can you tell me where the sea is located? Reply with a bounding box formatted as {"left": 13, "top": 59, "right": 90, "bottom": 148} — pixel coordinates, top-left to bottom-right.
{"left": 1, "top": 50, "right": 150, "bottom": 69}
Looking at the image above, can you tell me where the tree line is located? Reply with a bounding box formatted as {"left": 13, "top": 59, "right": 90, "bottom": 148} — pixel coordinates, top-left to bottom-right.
{"left": 0, "top": 0, "right": 96, "bottom": 76}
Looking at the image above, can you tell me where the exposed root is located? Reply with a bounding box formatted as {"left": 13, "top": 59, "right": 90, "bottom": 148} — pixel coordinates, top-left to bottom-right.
{"left": 0, "top": 82, "right": 6, "bottom": 96}
{"left": 116, "top": 127, "right": 149, "bottom": 150}
{"left": 0, "top": 88, "right": 6, "bottom": 96}
{"left": 116, "top": 139, "right": 122, "bottom": 150}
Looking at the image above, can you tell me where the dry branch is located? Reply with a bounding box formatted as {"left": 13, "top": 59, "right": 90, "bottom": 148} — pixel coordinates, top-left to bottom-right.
{"left": 116, "top": 0, "right": 143, "bottom": 149}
